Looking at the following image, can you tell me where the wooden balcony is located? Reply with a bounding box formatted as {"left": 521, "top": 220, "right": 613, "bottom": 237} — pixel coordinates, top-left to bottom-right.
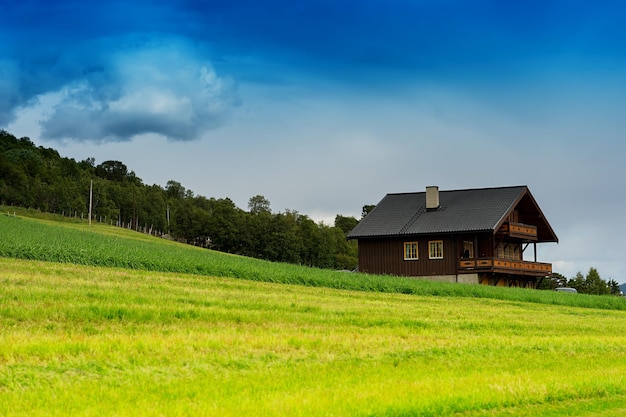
{"left": 497, "top": 222, "right": 538, "bottom": 241}
{"left": 458, "top": 257, "right": 551, "bottom": 277}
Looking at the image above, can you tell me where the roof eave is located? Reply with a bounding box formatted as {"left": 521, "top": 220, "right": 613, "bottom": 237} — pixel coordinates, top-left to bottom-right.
{"left": 348, "top": 229, "right": 494, "bottom": 240}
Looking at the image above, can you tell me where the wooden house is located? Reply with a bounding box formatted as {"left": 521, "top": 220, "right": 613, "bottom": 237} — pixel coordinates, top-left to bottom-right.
{"left": 347, "top": 186, "right": 558, "bottom": 288}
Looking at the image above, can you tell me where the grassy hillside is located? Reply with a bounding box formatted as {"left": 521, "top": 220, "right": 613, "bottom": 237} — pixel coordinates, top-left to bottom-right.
{"left": 2, "top": 211, "right": 626, "bottom": 416}
{"left": 1, "top": 212, "right": 624, "bottom": 311}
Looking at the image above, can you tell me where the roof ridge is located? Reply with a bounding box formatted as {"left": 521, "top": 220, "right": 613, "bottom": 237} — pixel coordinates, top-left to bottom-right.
{"left": 386, "top": 185, "right": 527, "bottom": 196}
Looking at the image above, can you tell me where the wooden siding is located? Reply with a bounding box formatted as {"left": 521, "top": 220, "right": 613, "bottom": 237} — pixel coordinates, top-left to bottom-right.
{"left": 458, "top": 258, "right": 551, "bottom": 277}
{"left": 496, "top": 222, "right": 538, "bottom": 241}
{"left": 358, "top": 237, "right": 457, "bottom": 276}
{"left": 357, "top": 232, "right": 550, "bottom": 283}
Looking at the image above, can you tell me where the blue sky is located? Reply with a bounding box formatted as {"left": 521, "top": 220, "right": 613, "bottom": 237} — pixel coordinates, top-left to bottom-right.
{"left": 2, "top": 0, "right": 626, "bottom": 281}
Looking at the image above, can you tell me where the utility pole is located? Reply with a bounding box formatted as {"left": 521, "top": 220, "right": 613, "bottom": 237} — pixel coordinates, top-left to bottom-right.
{"left": 89, "top": 180, "right": 93, "bottom": 227}
{"left": 166, "top": 204, "right": 170, "bottom": 234}
{"left": 132, "top": 187, "right": 136, "bottom": 230}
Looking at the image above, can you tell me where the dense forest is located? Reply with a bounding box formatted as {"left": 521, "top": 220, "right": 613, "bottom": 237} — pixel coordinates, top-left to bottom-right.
{"left": 0, "top": 130, "right": 359, "bottom": 270}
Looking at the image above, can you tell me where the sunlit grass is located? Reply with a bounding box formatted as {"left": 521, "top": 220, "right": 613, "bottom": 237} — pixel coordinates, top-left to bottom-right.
{"left": 1, "top": 258, "right": 626, "bottom": 416}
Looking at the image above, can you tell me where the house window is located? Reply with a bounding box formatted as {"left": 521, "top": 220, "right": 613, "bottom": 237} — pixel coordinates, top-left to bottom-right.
{"left": 463, "top": 241, "right": 474, "bottom": 258}
{"left": 404, "top": 242, "right": 419, "bottom": 260}
{"left": 497, "top": 242, "right": 520, "bottom": 260}
{"left": 429, "top": 240, "right": 444, "bottom": 259}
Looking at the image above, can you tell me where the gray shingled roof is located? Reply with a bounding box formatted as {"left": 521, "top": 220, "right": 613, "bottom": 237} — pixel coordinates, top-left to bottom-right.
{"left": 348, "top": 186, "right": 530, "bottom": 239}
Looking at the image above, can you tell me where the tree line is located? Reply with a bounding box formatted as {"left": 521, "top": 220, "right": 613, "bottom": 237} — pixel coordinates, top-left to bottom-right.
{"left": 539, "top": 268, "right": 622, "bottom": 295}
{"left": 0, "top": 130, "right": 358, "bottom": 270}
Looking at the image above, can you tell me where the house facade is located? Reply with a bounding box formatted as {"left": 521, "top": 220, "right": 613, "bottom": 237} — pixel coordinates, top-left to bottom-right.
{"left": 347, "top": 186, "right": 558, "bottom": 288}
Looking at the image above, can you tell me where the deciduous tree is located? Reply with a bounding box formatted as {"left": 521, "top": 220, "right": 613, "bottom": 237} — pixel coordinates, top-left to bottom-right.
{"left": 248, "top": 195, "right": 271, "bottom": 215}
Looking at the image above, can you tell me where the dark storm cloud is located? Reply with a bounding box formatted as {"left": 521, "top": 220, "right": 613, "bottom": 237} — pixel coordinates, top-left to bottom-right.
{"left": 1, "top": 1, "right": 239, "bottom": 142}
{"left": 2, "top": 0, "right": 626, "bottom": 142}
{"left": 37, "top": 36, "right": 240, "bottom": 142}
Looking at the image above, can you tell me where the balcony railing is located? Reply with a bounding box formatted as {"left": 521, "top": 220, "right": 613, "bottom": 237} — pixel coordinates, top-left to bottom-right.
{"left": 497, "top": 222, "right": 538, "bottom": 241}
{"left": 458, "top": 257, "right": 551, "bottom": 276}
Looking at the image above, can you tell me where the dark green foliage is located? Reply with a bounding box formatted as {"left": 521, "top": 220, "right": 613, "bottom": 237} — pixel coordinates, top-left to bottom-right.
{"left": 0, "top": 129, "right": 357, "bottom": 270}
{"left": 95, "top": 160, "right": 129, "bottom": 182}
{"left": 248, "top": 194, "right": 271, "bottom": 215}
{"left": 537, "top": 272, "right": 568, "bottom": 290}
{"left": 568, "top": 267, "right": 611, "bottom": 295}
{"left": 165, "top": 180, "right": 186, "bottom": 200}
{"left": 334, "top": 215, "right": 358, "bottom": 234}
{"left": 361, "top": 204, "right": 375, "bottom": 218}
{"left": 540, "top": 268, "right": 619, "bottom": 296}
{"left": 608, "top": 279, "right": 622, "bottom": 295}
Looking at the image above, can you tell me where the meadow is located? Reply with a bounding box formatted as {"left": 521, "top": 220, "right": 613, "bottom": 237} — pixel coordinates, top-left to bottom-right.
{"left": 1, "top": 212, "right": 626, "bottom": 416}
{"left": 1, "top": 213, "right": 624, "bottom": 311}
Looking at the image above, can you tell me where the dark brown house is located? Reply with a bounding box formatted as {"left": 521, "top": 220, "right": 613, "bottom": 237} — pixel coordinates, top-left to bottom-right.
{"left": 347, "top": 186, "right": 558, "bottom": 288}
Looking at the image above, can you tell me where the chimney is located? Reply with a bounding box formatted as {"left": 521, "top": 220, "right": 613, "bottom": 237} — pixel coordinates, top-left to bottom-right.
{"left": 426, "top": 186, "right": 440, "bottom": 210}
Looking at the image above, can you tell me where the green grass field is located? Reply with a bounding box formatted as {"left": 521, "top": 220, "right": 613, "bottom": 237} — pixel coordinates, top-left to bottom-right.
{"left": 1, "top": 212, "right": 626, "bottom": 416}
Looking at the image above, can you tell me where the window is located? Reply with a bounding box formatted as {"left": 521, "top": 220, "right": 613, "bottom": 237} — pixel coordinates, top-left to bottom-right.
{"left": 463, "top": 241, "right": 474, "bottom": 258}
{"left": 429, "top": 240, "right": 443, "bottom": 259}
{"left": 404, "top": 242, "right": 418, "bottom": 260}
{"left": 497, "top": 242, "right": 520, "bottom": 260}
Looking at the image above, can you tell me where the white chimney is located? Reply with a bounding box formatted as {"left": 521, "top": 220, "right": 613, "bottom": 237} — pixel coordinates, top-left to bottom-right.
{"left": 426, "top": 186, "right": 440, "bottom": 210}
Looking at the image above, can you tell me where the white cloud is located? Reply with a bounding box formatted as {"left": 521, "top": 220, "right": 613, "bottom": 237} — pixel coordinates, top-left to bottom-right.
{"left": 38, "top": 38, "right": 239, "bottom": 143}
